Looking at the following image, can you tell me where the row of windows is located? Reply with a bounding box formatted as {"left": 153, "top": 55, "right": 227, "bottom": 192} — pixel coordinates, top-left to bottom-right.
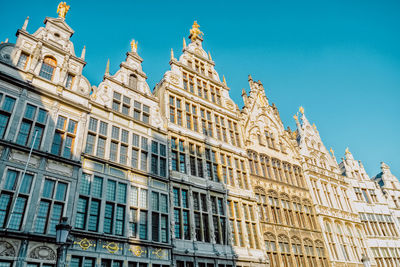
{"left": 170, "top": 137, "right": 249, "bottom": 188}
{"left": 324, "top": 221, "right": 366, "bottom": 263}
{"left": 371, "top": 247, "right": 400, "bottom": 267}
{"left": 169, "top": 96, "right": 240, "bottom": 146}
{"left": 310, "top": 179, "right": 352, "bottom": 213}
{"left": 0, "top": 169, "right": 67, "bottom": 234}
{"left": 173, "top": 187, "right": 227, "bottom": 245}
{"left": 112, "top": 91, "right": 150, "bottom": 123}
{"left": 0, "top": 95, "right": 78, "bottom": 160}
{"left": 248, "top": 150, "right": 304, "bottom": 187}
{"left": 264, "top": 234, "right": 328, "bottom": 267}
{"left": 17, "top": 53, "right": 75, "bottom": 89}
{"left": 227, "top": 200, "right": 259, "bottom": 249}
{"left": 255, "top": 188, "right": 316, "bottom": 230}
{"left": 359, "top": 213, "right": 398, "bottom": 237}
{"left": 85, "top": 117, "right": 167, "bottom": 177}
{"left": 75, "top": 173, "right": 168, "bottom": 242}
{"left": 354, "top": 187, "right": 378, "bottom": 203}
{"left": 182, "top": 71, "right": 222, "bottom": 105}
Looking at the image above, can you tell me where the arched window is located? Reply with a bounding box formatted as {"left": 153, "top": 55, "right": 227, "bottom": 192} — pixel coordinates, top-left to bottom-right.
{"left": 292, "top": 196, "right": 304, "bottom": 228}
{"left": 264, "top": 232, "right": 279, "bottom": 267}
{"left": 39, "top": 56, "right": 57, "bottom": 80}
{"left": 292, "top": 236, "right": 305, "bottom": 266}
{"left": 355, "top": 226, "right": 367, "bottom": 259}
{"left": 260, "top": 154, "right": 272, "bottom": 179}
{"left": 325, "top": 221, "right": 338, "bottom": 260}
{"left": 280, "top": 194, "right": 293, "bottom": 226}
{"left": 278, "top": 234, "right": 292, "bottom": 267}
{"left": 129, "top": 74, "right": 137, "bottom": 90}
{"left": 268, "top": 190, "right": 281, "bottom": 224}
{"left": 304, "top": 238, "right": 317, "bottom": 267}
{"left": 346, "top": 224, "right": 358, "bottom": 261}
{"left": 303, "top": 199, "right": 316, "bottom": 229}
{"left": 315, "top": 240, "right": 328, "bottom": 267}
{"left": 255, "top": 187, "right": 268, "bottom": 222}
{"left": 336, "top": 223, "right": 350, "bottom": 261}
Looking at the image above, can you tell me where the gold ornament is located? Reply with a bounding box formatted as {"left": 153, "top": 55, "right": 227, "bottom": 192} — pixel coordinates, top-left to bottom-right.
{"left": 189, "top": 21, "right": 204, "bottom": 41}
{"left": 299, "top": 106, "right": 304, "bottom": 114}
{"left": 57, "top": 2, "right": 70, "bottom": 19}
{"left": 74, "top": 238, "right": 96, "bottom": 250}
{"left": 130, "top": 39, "right": 138, "bottom": 53}
{"left": 152, "top": 248, "right": 167, "bottom": 259}
{"left": 129, "top": 245, "right": 146, "bottom": 257}
{"left": 102, "top": 242, "right": 121, "bottom": 254}
{"left": 293, "top": 114, "right": 298, "bottom": 121}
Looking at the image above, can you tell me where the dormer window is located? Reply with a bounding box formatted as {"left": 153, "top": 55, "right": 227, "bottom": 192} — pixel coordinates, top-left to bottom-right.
{"left": 39, "top": 56, "right": 57, "bottom": 81}
{"left": 65, "top": 73, "right": 75, "bottom": 89}
{"left": 17, "top": 53, "right": 29, "bottom": 70}
{"left": 129, "top": 74, "right": 137, "bottom": 90}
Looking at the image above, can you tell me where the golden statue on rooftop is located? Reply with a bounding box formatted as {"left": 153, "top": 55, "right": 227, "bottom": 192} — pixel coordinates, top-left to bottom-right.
{"left": 57, "top": 2, "right": 70, "bottom": 19}
{"left": 189, "top": 21, "right": 204, "bottom": 41}
{"left": 130, "top": 39, "right": 138, "bottom": 53}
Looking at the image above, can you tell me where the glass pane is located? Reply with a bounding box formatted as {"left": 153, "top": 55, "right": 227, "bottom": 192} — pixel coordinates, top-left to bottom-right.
{"left": 55, "top": 182, "right": 68, "bottom": 201}
{"left": 19, "top": 173, "right": 33, "bottom": 194}
{"left": 4, "top": 170, "right": 18, "bottom": 190}
{"left": 43, "top": 179, "right": 55, "bottom": 198}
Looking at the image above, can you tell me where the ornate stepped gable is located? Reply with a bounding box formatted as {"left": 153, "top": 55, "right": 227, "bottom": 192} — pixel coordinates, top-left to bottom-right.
{"left": 295, "top": 108, "right": 372, "bottom": 266}
{"left": 241, "top": 76, "right": 329, "bottom": 267}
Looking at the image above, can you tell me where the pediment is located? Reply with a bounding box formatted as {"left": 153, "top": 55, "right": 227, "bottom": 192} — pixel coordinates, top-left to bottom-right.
{"left": 44, "top": 17, "right": 74, "bottom": 35}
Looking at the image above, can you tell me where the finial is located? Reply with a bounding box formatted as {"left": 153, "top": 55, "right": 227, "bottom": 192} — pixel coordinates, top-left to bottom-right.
{"left": 57, "top": 2, "right": 70, "bottom": 19}
{"left": 170, "top": 48, "right": 175, "bottom": 60}
{"left": 5, "top": 38, "right": 8, "bottom": 43}
{"left": 345, "top": 147, "right": 350, "bottom": 154}
{"left": 241, "top": 89, "right": 247, "bottom": 97}
{"left": 183, "top": 38, "right": 187, "bottom": 49}
{"left": 208, "top": 51, "right": 212, "bottom": 61}
{"left": 105, "top": 59, "right": 110, "bottom": 76}
{"left": 293, "top": 114, "right": 298, "bottom": 121}
{"left": 330, "top": 147, "right": 335, "bottom": 156}
{"left": 299, "top": 106, "right": 304, "bottom": 114}
{"left": 312, "top": 123, "right": 317, "bottom": 130}
{"left": 223, "top": 75, "right": 227, "bottom": 86}
{"left": 130, "top": 39, "right": 138, "bottom": 53}
{"left": 22, "top": 16, "right": 29, "bottom": 31}
{"left": 80, "top": 45, "right": 86, "bottom": 60}
{"left": 189, "top": 21, "right": 204, "bottom": 42}
{"left": 248, "top": 74, "right": 253, "bottom": 81}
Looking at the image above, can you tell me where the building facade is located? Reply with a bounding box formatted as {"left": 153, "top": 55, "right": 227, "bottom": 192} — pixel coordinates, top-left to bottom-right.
{"left": 1, "top": 3, "right": 400, "bottom": 267}
{"left": 294, "top": 109, "right": 372, "bottom": 267}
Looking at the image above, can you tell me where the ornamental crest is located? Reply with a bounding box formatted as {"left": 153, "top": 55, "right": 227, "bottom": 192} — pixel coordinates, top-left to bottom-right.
{"left": 102, "top": 242, "right": 121, "bottom": 254}
{"left": 129, "top": 245, "right": 147, "bottom": 257}
{"left": 74, "top": 238, "right": 96, "bottom": 250}
{"left": 29, "top": 246, "right": 56, "bottom": 261}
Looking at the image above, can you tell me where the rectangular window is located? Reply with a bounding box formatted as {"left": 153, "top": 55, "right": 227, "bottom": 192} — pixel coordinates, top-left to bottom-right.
{"left": 65, "top": 74, "right": 75, "bottom": 89}
{"left": 51, "top": 115, "right": 77, "bottom": 158}
{"left": 0, "top": 170, "right": 33, "bottom": 230}
{"left": 0, "top": 95, "right": 16, "bottom": 139}
{"left": 17, "top": 53, "right": 29, "bottom": 69}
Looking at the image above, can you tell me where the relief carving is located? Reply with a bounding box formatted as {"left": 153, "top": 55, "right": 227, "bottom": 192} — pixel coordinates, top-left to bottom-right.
{"left": 29, "top": 246, "right": 56, "bottom": 261}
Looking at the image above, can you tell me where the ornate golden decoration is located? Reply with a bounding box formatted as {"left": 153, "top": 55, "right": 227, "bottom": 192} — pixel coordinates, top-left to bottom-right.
{"left": 74, "top": 238, "right": 96, "bottom": 251}
{"left": 330, "top": 147, "right": 335, "bottom": 155}
{"left": 189, "top": 21, "right": 203, "bottom": 41}
{"left": 130, "top": 39, "right": 138, "bottom": 53}
{"left": 345, "top": 147, "right": 350, "bottom": 154}
{"left": 293, "top": 114, "right": 298, "bottom": 121}
{"left": 102, "top": 242, "right": 121, "bottom": 254}
{"left": 129, "top": 246, "right": 146, "bottom": 257}
{"left": 299, "top": 106, "right": 304, "bottom": 114}
{"left": 152, "top": 248, "right": 166, "bottom": 259}
{"left": 57, "top": 2, "right": 70, "bottom": 19}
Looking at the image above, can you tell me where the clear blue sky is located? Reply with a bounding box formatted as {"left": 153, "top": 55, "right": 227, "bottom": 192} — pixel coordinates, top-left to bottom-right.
{"left": 1, "top": 0, "right": 399, "bottom": 178}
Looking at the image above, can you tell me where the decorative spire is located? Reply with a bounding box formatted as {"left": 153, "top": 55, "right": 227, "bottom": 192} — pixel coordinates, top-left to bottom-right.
{"left": 345, "top": 147, "right": 350, "bottom": 154}
{"left": 80, "top": 45, "right": 86, "bottom": 60}
{"left": 170, "top": 48, "right": 175, "bottom": 60}
{"left": 248, "top": 74, "right": 253, "bottom": 81}
{"left": 105, "top": 59, "right": 110, "bottom": 76}
{"left": 241, "top": 89, "right": 247, "bottom": 96}
{"left": 130, "top": 39, "right": 138, "bottom": 53}
{"left": 293, "top": 114, "right": 298, "bottom": 121}
{"left": 299, "top": 106, "right": 304, "bottom": 114}
{"left": 330, "top": 147, "right": 335, "bottom": 156}
{"left": 189, "top": 21, "right": 204, "bottom": 42}
{"left": 22, "top": 16, "right": 29, "bottom": 31}
{"left": 57, "top": 2, "right": 70, "bottom": 19}
{"left": 222, "top": 75, "right": 227, "bottom": 86}
{"left": 312, "top": 123, "right": 317, "bottom": 130}
{"left": 208, "top": 51, "right": 212, "bottom": 61}
{"left": 183, "top": 37, "right": 186, "bottom": 49}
